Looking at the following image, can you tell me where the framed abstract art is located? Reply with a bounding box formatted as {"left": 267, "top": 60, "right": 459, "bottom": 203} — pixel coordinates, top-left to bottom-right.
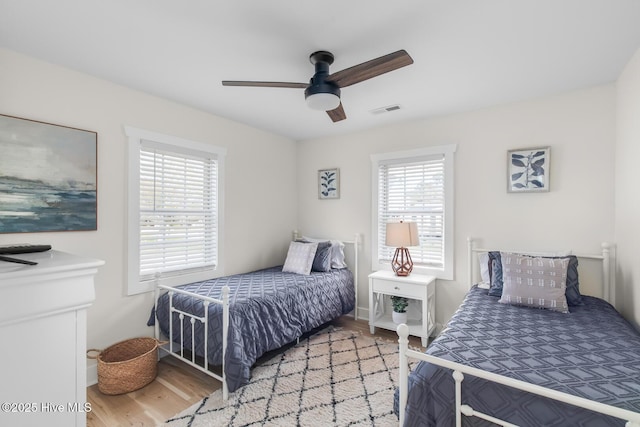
{"left": 0, "top": 114, "right": 97, "bottom": 233}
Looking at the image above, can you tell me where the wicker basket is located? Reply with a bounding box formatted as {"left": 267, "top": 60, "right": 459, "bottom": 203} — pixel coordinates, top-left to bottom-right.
{"left": 87, "top": 337, "right": 164, "bottom": 395}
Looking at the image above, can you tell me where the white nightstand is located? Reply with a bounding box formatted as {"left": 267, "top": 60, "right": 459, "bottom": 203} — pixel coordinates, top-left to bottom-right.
{"left": 368, "top": 270, "right": 436, "bottom": 347}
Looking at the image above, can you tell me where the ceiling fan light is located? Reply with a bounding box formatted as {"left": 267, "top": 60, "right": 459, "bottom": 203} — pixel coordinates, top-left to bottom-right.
{"left": 306, "top": 92, "right": 341, "bottom": 111}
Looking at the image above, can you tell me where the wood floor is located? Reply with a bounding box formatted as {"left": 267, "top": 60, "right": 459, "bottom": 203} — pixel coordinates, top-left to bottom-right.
{"left": 86, "top": 316, "right": 424, "bottom": 427}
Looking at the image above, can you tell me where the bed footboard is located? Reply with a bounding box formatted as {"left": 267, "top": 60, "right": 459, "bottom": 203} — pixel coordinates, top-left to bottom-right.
{"left": 154, "top": 284, "right": 230, "bottom": 400}
{"left": 397, "top": 324, "right": 640, "bottom": 427}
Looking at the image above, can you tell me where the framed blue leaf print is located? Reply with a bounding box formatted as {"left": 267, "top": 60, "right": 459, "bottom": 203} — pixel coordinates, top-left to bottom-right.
{"left": 318, "top": 168, "right": 340, "bottom": 199}
{"left": 507, "top": 147, "right": 550, "bottom": 193}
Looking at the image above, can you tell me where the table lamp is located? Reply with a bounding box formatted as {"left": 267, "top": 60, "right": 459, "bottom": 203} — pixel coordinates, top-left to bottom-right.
{"left": 385, "top": 221, "right": 419, "bottom": 276}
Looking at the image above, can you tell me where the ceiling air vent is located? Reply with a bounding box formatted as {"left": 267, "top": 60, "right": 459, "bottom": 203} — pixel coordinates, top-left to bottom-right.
{"left": 370, "top": 104, "right": 402, "bottom": 115}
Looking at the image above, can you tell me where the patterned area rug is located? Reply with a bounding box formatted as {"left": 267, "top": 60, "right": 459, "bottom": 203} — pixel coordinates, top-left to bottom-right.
{"left": 163, "top": 328, "right": 404, "bottom": 426}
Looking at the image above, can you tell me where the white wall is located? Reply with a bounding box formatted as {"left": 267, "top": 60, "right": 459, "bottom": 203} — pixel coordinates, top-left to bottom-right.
{"left": 0, "top": 48, "right": 298, "bottom": 379}
{"left": 0, "top": 45, "right": 627, "bottom": 377}
{"left": 297, "top": 85, "right": 616, "bottom": 327}
{"left": 615, "top": 47, "right": 640, "bottom": 330}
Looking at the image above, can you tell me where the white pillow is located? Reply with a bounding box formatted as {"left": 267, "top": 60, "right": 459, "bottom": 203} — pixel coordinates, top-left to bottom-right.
{"left": 282, "top": 241, "right": 318, "bottom": 275}
{"left": 302, "top": 236, "right": 347, "bottom": 269}
{"left": 478, "top": 252, "right": 490, "bottom": 287}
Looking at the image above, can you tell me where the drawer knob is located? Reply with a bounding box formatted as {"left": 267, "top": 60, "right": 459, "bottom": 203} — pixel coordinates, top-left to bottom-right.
{"left": 394, "top": 286, "right": 400, "bottom": 290}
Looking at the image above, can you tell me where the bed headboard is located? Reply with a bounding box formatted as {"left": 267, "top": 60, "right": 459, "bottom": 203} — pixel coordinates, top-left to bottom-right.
{"left": 292, "top": 230, "right": 360, "bottom": 318}
{"left": 467, "top": 237, "right": 614, "bottom": 306}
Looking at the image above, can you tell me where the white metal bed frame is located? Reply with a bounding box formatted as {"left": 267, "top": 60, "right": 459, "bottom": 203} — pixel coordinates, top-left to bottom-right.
{"left": 397, "top": 237, "right": 640, "bottom": 427}
{"left": 153, "top": 232, "right": 359, "bottom": 401}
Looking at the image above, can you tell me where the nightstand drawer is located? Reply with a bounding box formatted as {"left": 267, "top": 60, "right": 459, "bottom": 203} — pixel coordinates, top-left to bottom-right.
{"left": 372, "top": 278, "right": 424, "bottom": 299}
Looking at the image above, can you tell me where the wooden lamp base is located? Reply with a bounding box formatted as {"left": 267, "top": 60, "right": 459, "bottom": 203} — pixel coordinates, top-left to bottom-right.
{"left": 391, "top": 247, "right": 413, "bottom": 276}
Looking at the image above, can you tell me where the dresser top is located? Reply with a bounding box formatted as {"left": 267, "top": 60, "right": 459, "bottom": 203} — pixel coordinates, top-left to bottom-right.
{"left": 0, "top": 250, "right": 104, "bottom": 280}
{"left": 0, "top": 250, "right": 104, "bottom": 326}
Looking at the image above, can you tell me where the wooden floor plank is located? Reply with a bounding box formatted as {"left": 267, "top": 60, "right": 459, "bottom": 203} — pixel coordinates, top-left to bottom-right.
{"left": 87, "top": 316, "right": 423, "bottom": 426}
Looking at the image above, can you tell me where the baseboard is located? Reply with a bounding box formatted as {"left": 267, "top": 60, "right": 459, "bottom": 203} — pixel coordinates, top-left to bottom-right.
{"left": 87, "top": 361, "right": 97, "bottom": 387}
{"left": 356, "top": 306, "right": 369, "bottom": 321}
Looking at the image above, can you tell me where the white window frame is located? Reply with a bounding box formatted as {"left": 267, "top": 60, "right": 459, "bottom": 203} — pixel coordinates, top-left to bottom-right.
{"left": 371, "top": 144, "right": 456, "bottom": 280}
{"left": 125, "top": 126, "right": 226, "bottom": 295}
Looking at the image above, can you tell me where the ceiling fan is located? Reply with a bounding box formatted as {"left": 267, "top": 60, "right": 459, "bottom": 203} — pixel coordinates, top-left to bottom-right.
{"left": 222, "top": 50, "right": 414, "bottom": 122}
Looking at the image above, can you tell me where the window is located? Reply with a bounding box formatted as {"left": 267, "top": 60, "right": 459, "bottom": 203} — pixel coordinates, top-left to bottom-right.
{"left": 125, "top": 126, "right": 226, "bottom": 295}
{"left": 371, "top": 144, "right": 456, "bottom": 280}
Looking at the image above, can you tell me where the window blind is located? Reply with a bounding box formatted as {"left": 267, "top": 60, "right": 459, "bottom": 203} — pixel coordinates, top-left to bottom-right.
{"left": 139, "top": 143, "right": 218, "bottom": 280}
{"left": 377, "top": 154, "right": 445, "bottom": 269}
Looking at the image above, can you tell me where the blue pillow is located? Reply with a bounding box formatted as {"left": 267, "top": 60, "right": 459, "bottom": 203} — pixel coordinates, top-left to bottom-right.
{"left": 487, "top": 252, "right": 503, "bottom": 297}
{"left": 487, "top": 251, "right": 583, "bottom": 306}
{"left": 296, "top": 239, "right": 332, "bottom": 272}
{"left": 311, "top": 241, "right": 332, "bottom": 272}
{"left": 562, "top": 255, "right": 583, "bottom": 306}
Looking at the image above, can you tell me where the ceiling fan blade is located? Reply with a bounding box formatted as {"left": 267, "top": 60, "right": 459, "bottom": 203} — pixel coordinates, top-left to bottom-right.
{"left": 326, "top": 102, "right": 346, "bottom": 122}
{"left": 327, "top": 50, "right": 414, "bottom": 88}
{"left": 222, "top": 80, "right": 308, "bottom": 89}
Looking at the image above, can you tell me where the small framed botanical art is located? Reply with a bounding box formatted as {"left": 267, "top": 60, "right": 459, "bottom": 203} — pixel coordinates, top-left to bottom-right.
{"left": 318, "top": 168, "right": 340, "bottom": 199}
{"left": 507, "top": 147, "right": 550, "bottom": 193}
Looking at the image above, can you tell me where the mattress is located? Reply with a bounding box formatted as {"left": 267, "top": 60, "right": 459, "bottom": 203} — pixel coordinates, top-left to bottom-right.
{"left": 153, "top": 266, "right": 354, "bottom": 392}
{"left": 398, "top": 286, "right": 640, "bottom": 426}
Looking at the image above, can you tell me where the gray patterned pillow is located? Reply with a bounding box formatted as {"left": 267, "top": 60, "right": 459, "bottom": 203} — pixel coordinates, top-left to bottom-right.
{"left": 282, "top": 241, "right": 318, "bottom": 275}
{"left": 498, "top": 252, "right": 569, "bottom": 313}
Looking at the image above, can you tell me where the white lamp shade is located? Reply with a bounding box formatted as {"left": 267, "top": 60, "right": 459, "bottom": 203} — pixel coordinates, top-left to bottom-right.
{"left": 385, "top": 221, "right": 419, "bottom": 247}
{"left": 306, "top": 92, "right": 340, "bottom": 111}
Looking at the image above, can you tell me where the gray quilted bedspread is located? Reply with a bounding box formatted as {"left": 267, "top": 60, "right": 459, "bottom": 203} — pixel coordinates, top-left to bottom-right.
{"left": 154, "top": 266, "right": 354, "bottom": 392}
{"left": 397, "top": 286, "right": 640, "bottom": 426}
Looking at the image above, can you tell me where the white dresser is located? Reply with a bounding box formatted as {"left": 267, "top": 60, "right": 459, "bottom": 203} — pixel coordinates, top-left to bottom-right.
{"left": 0, "top": 250, "right": 103, "bottom": 427}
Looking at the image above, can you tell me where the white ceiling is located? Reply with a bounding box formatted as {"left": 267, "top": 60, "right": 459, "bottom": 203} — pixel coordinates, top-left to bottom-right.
{"left": 2, "top": 1, "right": 640, "bottom": 141}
